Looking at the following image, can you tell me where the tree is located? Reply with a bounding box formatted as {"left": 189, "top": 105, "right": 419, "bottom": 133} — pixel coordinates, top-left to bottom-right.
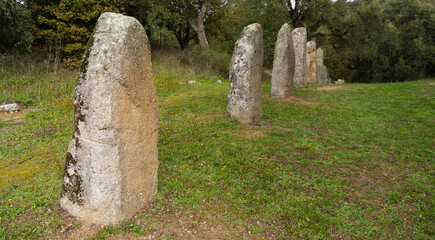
{"left": 26, "top": 0, "right": 122, "bottom": 64}
{"left": 384, "top": 0, "right": 435, "bottom": 79}
{"left": 282, "top": 0, "right": 312, "bottom": 28}
{"left": 0, "top": 0, "right": 33, "bottom": 52}
{"left": 181, "top": 0, "right": 209, "bottom": 48}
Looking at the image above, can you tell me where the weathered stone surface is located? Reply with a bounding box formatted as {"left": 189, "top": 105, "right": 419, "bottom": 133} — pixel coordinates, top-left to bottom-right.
{"left": 316, "top": 47, "right": 324, "bottom": 83}
{"left": 306, "top": 41, "right": 317, "bottom": 84}
{"left": 271, "top": 24, "right": 295, "bottom": 99}
{"left": 324, "top": 67, "right": 331, "bottom": 84}
{"left": 292, "top": 28, "right": 307, "bottom": 88}
{"left": 316, "top": 48, "right": 330, "bottom": 84}
{"left": 316, "top": 48, "right": 324, "bottom": 68}
{"left": 60, "top": 12, "right": 158, "bottom": 224}
{"left": 227, "top": 23, "right": 263, "bottom": 124}
{"left": 317, "top": 66, "right": 329, "bottom": 84}
{"left": 335, "top": 79, "right": 345, "bottom": 84}
{"left": 0, "top": 103, "right": 19, "bottom": 113}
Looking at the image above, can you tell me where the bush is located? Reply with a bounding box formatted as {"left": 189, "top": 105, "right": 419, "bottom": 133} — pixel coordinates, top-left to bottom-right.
{"left": 181, "top": 46, "right": 231, "bottom": 78}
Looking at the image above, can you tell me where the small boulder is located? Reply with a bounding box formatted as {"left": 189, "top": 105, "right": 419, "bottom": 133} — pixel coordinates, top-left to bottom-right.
{"left": 335, "top": 79, "right": 345, "bottom": 84}
{"left": 188, "top": 80, "right": 196, "bottom": 85}
{"left": 0, "top": 103, "right": 20, "bottom": 113}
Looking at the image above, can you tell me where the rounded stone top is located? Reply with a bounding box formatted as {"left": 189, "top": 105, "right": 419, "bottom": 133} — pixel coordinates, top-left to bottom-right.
{"left": 307, "top": 41, "right": 316, "bottom": 52}
{"left": 292, "top": 27, "right": 307, "bottom": 36}
{"left": 243, "top": 23, "right": 262, "bottom": 35}
{"left": 95, "top": 12, "right": 142, "bottom": 34}
{"left": 281, "top": 23, "right": 291, "bottom": 31}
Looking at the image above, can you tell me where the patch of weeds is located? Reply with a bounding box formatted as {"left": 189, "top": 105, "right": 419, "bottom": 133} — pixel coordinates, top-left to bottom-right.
{"left": 248, "top": 224, "right": 263, "bottom": 234}
{"left": 385, "top": 191, "right": 400, "bottom": 203}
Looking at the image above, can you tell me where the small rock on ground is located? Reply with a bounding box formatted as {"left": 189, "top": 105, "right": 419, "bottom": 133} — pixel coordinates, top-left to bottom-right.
{"left": 0, "top": 103, "right": 20, "bottom": 113}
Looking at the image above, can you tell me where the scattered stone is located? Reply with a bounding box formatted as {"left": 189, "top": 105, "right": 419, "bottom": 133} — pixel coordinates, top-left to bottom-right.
{"left": 0, "top": 103, "right": 20, "bottom": 113}
{"left": 188, "top": 80, "right": 196, "bottom": 85}
{"left": 292, "top": 27, "right": 307, "bottom": 88}
{"left": 60, "top": 12, "right": 159, "bottom": 224}
{"left": 217, "top": 80, "right": 223, "bottom": 84}
{"left": 177, "top": 81, "right": 185, "bottom": 85}
{"left": 335, "top": 79, "right": 345, "bottom": 84}
{"left": 271, "top": 23, "right": 295, "bottom": 99}
{"left": 227, "top": 23, "right": 263, "bottom": 124}
{"left": 306, "top": 41, "right": 317, "bottom": 84}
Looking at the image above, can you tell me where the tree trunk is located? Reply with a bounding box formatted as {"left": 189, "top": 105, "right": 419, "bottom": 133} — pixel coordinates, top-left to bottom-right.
{"left": 174, "top": 24, "right": 191, "bottom": 50}
{"left": 197, "top": 0, "right": 209, "bottom": 48}
{"left": 181, "top": 0, "right": 209, "bottom": 49}
{"left": 286, "top": 0, "right": 307, "bottom": 28}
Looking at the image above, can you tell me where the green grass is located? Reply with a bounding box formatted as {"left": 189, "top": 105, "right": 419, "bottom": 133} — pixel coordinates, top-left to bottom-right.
{"left": 0, "top": 55, "right": 434, "bottom": 239}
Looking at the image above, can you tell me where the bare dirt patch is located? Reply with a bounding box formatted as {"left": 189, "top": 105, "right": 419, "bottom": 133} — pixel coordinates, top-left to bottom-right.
{"left": 0, "top": 109, "right": 34, "bottom": 123}
{"left": 420, "top": 87, "right": 433, "bottom": 98}
{"left": 230, "top": 124, "right": 276, "bottom": 139}
{"left": 311, "top": 86, "right": 352, "bottom": 91}
{"left": 428, "top": 82, "right": 435, "bottom": 86}
{"left": 50, "top": 197, "right": 287, "bottom": 239}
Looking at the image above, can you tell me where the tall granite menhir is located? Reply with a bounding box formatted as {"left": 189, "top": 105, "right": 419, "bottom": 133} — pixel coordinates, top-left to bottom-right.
{"left": 306, "top": 41, "right": 317, "bottom": 84}
{"left": 228, "top": 23, "right": 263, "bottom": 124}
{"left": 60, "top": 12, "right": 159, "bottom": 224}
{"left": 271, "top": 23, "right": 295, "bottom": 99}
{"left": 292, "top": 27, "right": 307, "bottom": 88}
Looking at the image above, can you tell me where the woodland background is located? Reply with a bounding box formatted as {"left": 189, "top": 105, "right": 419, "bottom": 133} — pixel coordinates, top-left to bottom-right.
{"left": 1, "top": 0, "right": 434, "bottom": 82}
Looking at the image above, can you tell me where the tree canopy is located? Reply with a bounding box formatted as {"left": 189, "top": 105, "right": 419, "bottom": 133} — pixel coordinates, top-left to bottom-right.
{"left": 3, "top": 0, "right": 434, "bottom": 82}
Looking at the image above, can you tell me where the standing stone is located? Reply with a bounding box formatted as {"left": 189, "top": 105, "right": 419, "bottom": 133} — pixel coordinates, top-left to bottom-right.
{"left": 292, "top": 28, "right": 307, "bottom": 88}
{"left": 228, "top": 23, "right": 263, "bottom": 124}
{"left": 271, "top": 24, "right": 295, "bottom": 99}
{"left": 324, "top": 66, "right": 331, "bottom": 84}
{"left": 60, "top": 12, "right": 159, "bottom": 224}
{"left": 316, "top": 48, "right": 324, "bottom": 83}
{"left": 316, "top": 48, "right": 330, "bottom": 84}
{"left": 306, "top": 41, "right": 317, "bottom": 84}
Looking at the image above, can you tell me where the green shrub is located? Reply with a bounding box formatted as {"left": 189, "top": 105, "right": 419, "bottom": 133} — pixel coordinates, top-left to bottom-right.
{"left": 181, "top": 46, "right": 231, "bottom": 78}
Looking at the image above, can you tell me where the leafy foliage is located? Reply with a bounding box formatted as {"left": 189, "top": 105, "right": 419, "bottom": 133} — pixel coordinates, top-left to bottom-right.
{"left": 25, "top": 0, "right": 122, "bottom": 64}
{"left": 2, "top": 0, "right": 433, "bottom": 82}
{"left": 0, "top": 0, "right": 34, "bottom": 52}
{"left": 309, "top": 0, "right": 434, "bottom": 82}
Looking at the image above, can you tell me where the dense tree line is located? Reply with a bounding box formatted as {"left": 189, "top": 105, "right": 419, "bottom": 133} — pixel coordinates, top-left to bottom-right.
{"left": 1, "top": 0, "right": 433, "bottom": 82}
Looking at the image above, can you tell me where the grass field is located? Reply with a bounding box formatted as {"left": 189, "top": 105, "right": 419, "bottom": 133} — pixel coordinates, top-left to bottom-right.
{"left": 0, "top": 55, "right": 434, "bottom": 239}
